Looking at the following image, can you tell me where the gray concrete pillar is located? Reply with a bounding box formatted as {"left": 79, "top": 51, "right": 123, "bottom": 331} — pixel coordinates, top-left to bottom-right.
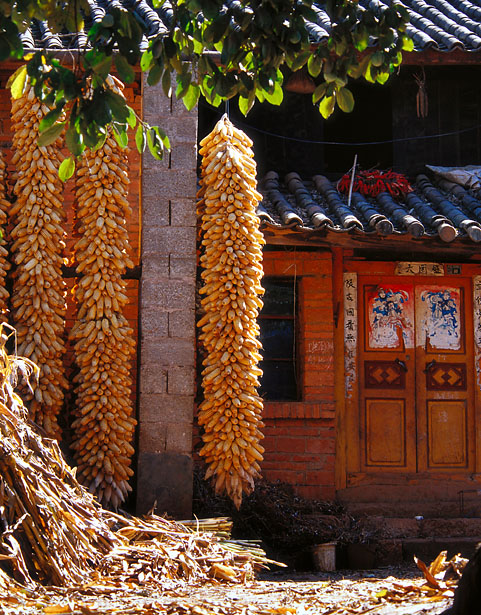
{"left": 137, "top": 76, "right": 197, "bottom": 518}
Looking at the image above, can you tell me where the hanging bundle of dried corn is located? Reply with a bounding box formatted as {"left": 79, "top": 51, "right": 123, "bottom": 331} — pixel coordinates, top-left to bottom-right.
{"left": 0, "top": 150, "right": 10, "bottom": 317}
{"left": 197, "top": 114, "right": 265, "bottom": 509}
{"left": 10, "top": 85, "right": 67, "bottom": 439}
{"left": 70, "top": 83, "right": 136, "bottom": 509}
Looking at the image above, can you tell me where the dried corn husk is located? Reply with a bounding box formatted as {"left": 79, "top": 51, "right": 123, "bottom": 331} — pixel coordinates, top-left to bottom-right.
{"left": 0, "top": 326, "right": 274, "bottom": 598}
{"left": 197, "top": 115, "right": 265, "bottom": 509}
{"left": 10, "top": 84, "right": 67, "bottom": 439}
{"left": 70, "top": 80, "right": 136, "bottom": 509}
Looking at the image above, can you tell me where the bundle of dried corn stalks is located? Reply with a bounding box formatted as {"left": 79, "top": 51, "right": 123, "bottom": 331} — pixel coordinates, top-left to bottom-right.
{"left": 0, "top": 329, "right": 274, "bottom": 599}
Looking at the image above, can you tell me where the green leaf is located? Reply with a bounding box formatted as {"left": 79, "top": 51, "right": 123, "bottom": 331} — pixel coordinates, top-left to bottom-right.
{"left": 183, "top": 83, "right": 200, "bottom": 111}
{"left": 238, "top": 92, "right": 255, "bottom": 116}
{"left": 307, "top": 55, "right": 322, "bottom": 78}
{"left": 263, "top": 81, "right": 283, "bottom": 106}
{"left": 319, "top": 95, "right": 335, "bottom": 119}
{"left": 38, "top": 103, "right": 65, "bottom": 132}
{"left": 337, "top": 87, "right": 354, "bottom": 113}
{"left": 147, "top": 62, "right": 162, "bottom": 86}
{"left": 114, "top": 54, "right": 135, "bottom": 84}
{"left": 65, "top": 126, "right": 84, "bottom": 157}
{"left": 290, "top": 50, "right": 311, "bottom": 72}
{"left": 140, "top": 49, "right": 154, "bottom": 72}
{"left": 126, "top": 106, "right": 137, "bottom": 129}
{"left": 104, "top": 89, "right": 130, "bottom": 122}
{"left": 113, "top": 124, "right": 129, "bottom": 148}
{"left": 162, "top": 69, "right": 172, "bottom": 98}
{"left": 371, "top": 51, "right": 384, "bottom": 67}
{"left": 147, "top": 127, "right": 163, "bottom": 160}
{"left": 154, "top": 126, "right": 170, "bottom": 149}
{"left": 38, "top": 122, "right": 65, "bottom": 147}
{"left": 375, "top": 71, "right": 390, "bottom": 85}
{"left": 7, "top": 64, "right": 27, "bottom": 99}
{"left": 59, "top": 157, "right": 75, "bottom": 182}
{"left": 402, "top": 35, "right": 414, "bottom": 52}
{"left": 135, "top": 124, "right": 146, "bottom": 153}
{"left": 312, "top": 82, "right": 328, "bottom": 104}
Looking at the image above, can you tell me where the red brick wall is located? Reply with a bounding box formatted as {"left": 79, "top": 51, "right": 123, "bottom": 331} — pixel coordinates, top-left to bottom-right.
{"left": 261, "top": 249, "right": 336, "bottom": 500}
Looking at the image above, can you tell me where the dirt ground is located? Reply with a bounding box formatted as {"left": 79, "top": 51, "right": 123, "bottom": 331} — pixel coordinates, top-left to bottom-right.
{"left": 1, "top": 564, "right": 453, "bottom": 615}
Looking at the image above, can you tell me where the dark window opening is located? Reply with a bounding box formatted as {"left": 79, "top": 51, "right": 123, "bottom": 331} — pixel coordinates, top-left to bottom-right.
{"left": 323, "top": 81, "right": 393, "bottom": 176}
{"left": 259, "top": 278, "right": 298, "bottom": 401}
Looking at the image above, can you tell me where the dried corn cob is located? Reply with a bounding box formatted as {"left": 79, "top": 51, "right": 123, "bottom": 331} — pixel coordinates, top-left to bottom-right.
{"left": 197, "top": 114, "right": 265, "bottom": 509}
{"left": 70, "top": 81, "right": 136, "bottom": 509}
{"left": 10, "top": 85, "right": 67, "bottom": 439}
{"left": 0, "top": 149, "right": 11, "bottom": 317}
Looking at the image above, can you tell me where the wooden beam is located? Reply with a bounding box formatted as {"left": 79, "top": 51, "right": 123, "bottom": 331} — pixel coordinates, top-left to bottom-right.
{"left": 402, "top": 48, "right": 481, "bottom": 66}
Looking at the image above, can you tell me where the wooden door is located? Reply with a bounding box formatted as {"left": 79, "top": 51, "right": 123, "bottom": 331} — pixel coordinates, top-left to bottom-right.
{"left": 358, "top": 276, "right": 474, "bottom": 476}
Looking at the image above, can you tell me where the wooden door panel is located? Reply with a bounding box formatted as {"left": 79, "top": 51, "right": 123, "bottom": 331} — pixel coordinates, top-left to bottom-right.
{"left": 427, "top": 400, "right": 467, "bottom": 468}
{"left": 365, "top": 399, "right": 406, "bottom": 466}
{"left": 356, "top": 274, "right": 474, "bottom": 481}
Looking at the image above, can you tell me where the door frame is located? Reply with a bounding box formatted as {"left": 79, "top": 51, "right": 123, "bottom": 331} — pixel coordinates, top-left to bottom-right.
{"left": 336, "top": 259, "right": 481, "bottom": 493}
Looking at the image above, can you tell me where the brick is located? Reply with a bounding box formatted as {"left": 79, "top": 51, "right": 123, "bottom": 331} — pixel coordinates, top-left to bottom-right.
{"left": 140, "top": 256, "right": 170, "bottom": 280}
{"left": 170, "top": 142, "right": 198, "bottom": 171}
{"left": 138, "top": 421, "right": 193, "bottom": 454}
{"left": 165, "top": 115, "right": 198, "bottom": 143}
{"left": 138, "top": 392, "right": 194, "bottom": 423}
{"left": 169, "top": 255, "right": 196, "bottom": 279}
{"left": 142, "top": 338, "right": 194, "bottom": 367}
{"left": 140, "top": 197, "right": 170, "bottom": 225}
{"left": 168, "top": 310, "right": 195, "bottom": 339}
{"left": 170, "top": 198, "right": 197, "bottom": 227}
{"left": 143, "top": 168, "right": 197, "bottom": 200}
{"left": 139, "top": 365, "right": 168, "bottom": 394}
{"left": 167, "top": 366, "right": 196, "bottom": 396}
{"left": 305, "top": 470, "right": 335, "bottom": 485}
{"left": 142, "top": 225, "right": 196, "bottom": 257}
{"left": 303, "top": 370, "right": 335, "bottom": 387}
{"left": 275, "top": 437, "right": 306, "bottom": 454}
{"left": 141, "top": 277, "right": 195, "bottom": 310}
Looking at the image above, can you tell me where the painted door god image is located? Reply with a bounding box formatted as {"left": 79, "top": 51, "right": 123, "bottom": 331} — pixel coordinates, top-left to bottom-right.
{"left": 367, "top": 285, "right": 414, "bottom": 349}
{"left": 417, "top": 286, "right": 462, "bottom": 351}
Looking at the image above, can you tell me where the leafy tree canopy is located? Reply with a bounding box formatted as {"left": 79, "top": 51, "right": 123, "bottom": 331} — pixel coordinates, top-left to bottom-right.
{"left": 0, "top": 0, "right": 411, "bottom": 177}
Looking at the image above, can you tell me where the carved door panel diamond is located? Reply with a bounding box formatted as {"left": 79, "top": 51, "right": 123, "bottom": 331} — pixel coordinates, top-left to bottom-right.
{"left": 426, "top": 363, "right": 466, "bottom": 391}
{"left": 357, "top": 275, "right": 474, "bottom": 477}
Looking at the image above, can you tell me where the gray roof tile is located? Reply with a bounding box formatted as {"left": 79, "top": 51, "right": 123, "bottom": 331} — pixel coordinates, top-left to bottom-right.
{"left": 19, "top": 0, "right": 481, "bottom": 53}
{"left": 258, "top": 171, "right": 481, "bottom": 244}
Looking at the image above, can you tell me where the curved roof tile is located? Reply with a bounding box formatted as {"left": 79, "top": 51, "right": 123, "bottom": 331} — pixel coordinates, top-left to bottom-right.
{"left": 258, "top": 171, "right": 481, "bottom": 245}
{"left": 19, "top": 0, "right": 481, "bottom": 53}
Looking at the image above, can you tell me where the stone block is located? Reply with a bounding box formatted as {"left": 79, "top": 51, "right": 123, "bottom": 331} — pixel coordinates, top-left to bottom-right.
{"left": 169, "top": 255, "right": 196, "bottom": 279}
{"left": 140, "top": 339, "right": 194, "bottom": 368}
{"left": 139, "top": 309, "right": 169, "bottom": 338}
{"left": 138, "top": 392, "right": 194, "bottom": 424}
{"left": 139, "top": 256, "right": 170, "bottom": 280}
{"left": 140, "top": 196, "right": 170, "bottom": 225}
{"left": 139, "top": 365, "right": 168, "bottom": 394}
{"left": 141, "top": 278, "right": 195, "bottom": 310}
{"left": 142, "top": 225, "right": 196, "bottom": 258}
{"left": 168, "top": 309, "right": 195, "bottom": 339}
{"left": 136, "top": 451, "right": 193, "bottom": 518}
{"left": 142, "top": 169, "right": 197, "bottom": 200}
{"left": 165, "top": 116, "right": 198, "bottom": 144}
{"left": 170, "top": 199, "right": 197, "bottom": 227}
{"left": 169, "top": 142, "right": 198, "bottom": 171}
{"left": 167, "top": 366, "right": 196, "bottom": 396}
{"left": 137, "top": 420, "right": 193, "bottom": 454}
